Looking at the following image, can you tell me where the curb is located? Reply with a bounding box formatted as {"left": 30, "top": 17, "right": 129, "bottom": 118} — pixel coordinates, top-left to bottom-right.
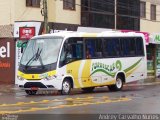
{"left": 125, "top": 81, "right": 160, "bottom": 87}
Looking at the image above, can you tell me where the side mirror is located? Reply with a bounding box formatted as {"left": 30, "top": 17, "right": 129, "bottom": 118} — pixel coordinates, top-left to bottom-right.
{"left": 21, "top": 47, "right": 24, "bottom": 53}
{"left": 21, "top": 41, "right": 28, "bottom": 53}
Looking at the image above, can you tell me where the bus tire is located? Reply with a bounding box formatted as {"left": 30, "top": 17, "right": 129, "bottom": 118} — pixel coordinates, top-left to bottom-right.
{"left": 82, "top": 87, "right": 95, "bottom": 93}
{"left": 108, "top": 75, "right": 124, "bottom": 91}
{"left": 25, "top": 90, "right": 37, "bottom": 95}
{"left": 61, "top": 79, "right": 71, "bottom": 95}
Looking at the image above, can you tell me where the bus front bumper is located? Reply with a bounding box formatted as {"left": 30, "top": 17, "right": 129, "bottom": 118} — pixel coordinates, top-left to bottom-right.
{"left": 20, "top": 87, "right": 57, "bottom": 91}
{"left": 18, "top": 79, "right": 63, "bottom": 91}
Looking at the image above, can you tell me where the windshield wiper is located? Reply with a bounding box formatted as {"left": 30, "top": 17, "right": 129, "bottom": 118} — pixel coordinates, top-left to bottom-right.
{"left": 25, "top": 48, "right": 44, "bottom": 69}
{"left": 36, "top": 48, "right": 45, "bottom": 69}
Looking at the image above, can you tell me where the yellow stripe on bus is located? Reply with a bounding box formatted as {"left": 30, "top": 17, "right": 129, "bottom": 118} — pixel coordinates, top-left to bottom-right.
{"left": 82, "top": 33, "right": 98, "bottom": 37}
{"left": 66, "top": 61, "right": 82, "bottom": 88}
{"left": 18, "top": 70, "right": 56, "bottom": 80}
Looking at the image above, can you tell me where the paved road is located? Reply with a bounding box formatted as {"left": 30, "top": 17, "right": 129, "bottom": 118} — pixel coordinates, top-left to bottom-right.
{"left": 0, "top": 82, "right": 160, "bottom": 120}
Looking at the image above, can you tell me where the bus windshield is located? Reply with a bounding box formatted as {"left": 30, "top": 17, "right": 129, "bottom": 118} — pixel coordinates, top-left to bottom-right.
{"left": 20, "top": 37, "right": 63, "bottom": 67}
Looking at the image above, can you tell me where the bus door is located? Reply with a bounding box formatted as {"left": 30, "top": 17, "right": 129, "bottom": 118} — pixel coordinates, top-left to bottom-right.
{"left": 85, "top": 38, "right": 103, "bottom": 87}
{"left": 59, "top": 37, "right": 92, "bottom": 88}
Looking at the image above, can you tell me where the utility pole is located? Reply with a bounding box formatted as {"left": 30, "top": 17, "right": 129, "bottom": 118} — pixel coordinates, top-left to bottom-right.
{"left": 115, "top": 0, "right": 117, "bottom": 30}
{"left": 43, "top": 0, "right": 48, "bottom": 34}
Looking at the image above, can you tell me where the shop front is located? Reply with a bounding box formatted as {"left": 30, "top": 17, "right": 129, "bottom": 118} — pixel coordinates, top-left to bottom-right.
{"left": 150, "top": 33, "right": 160, "bottom": 77}
{"left": 146, "top": 44, "right": 156, "bottom": 77}
{"left": 14, "top": 21, "right": 42, "bottom": 84}
{"left": 0, "top": 38, "right": 15, "bottom": 84}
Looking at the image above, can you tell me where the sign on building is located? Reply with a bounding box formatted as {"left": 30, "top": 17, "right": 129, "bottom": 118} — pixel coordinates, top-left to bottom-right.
{"left": 19, "top": 27, "right": 35, "bottom": 40}
{"left": 0, "top": 38, "right": 15, "bottom": 84}
{"left": 151, "top": 33, "right": 160, "bottom": 44}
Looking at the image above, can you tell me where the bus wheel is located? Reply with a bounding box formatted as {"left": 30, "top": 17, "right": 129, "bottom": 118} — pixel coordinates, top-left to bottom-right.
{"left": 61, "top": 79, "right": 71, "bottom": 95}
{"left": 108, "top": 76, "right": 123, "bottom": 91}
{"left": 25, "top": 90, "right": 37, "bottom": 95}
{"left": 82, "top": 87, "right": 95, "bottom": 93}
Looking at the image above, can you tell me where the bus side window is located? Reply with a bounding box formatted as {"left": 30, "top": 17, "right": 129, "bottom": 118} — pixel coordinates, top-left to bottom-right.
{"left": 136, "top": 37, "right": 144, "bottom": 56}
{"left": 121, "top": 38, "right": 130, "bottom": 57}
{"left": 85, "top": 38, "right": 103, "bottom": 59}
{"left": 59, "top": 37, "right": 84, "bottom": 67}
{"left": 121, "top": 37, "right": 137, "bottom": 57}
{"left": 85, "top": 39, "right": 95, "bottom": 58}
{"left": 103, "top": 38, "right": 120, "bottom": 58}
{"left": 59, "top": 44, "right": 69, "bottom": 67}
{"left": 129, "top": 38, "right": 136, "bottom": 56}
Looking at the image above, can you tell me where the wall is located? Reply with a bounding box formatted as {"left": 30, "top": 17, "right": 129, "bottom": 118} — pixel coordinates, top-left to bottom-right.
{"left": 15, "top": 0, "right": 43, "bottom": 22}
{"left": 140, "top": 0, "right": 160, "bottom": 33}
{"left": 0, "top": 0, "right": 43, "bottom": 25}
{"left": 0, "top": 0, "right": 80, "bottom": 26}
{"left": 48, "top": 0, "right": 56, "bottom": 22}
{"left": 0, "top": 0, "right": 15, "bottom": 25}
{"left": 49, "top": 0, "right": 81, "bottom": 25}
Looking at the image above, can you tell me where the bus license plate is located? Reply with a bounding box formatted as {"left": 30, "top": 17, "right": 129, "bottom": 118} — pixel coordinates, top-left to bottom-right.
{"left": 31, "top": 87, "right": 38, "bottom": 90}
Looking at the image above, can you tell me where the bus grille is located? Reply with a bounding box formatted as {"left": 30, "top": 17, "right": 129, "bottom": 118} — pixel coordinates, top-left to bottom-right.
{"left": 24, "top": 82, "right": 47, "bottom": 88}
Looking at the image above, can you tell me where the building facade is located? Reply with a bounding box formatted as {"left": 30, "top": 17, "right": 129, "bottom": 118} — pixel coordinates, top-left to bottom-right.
{"left": 48, "top": 0, "right": 80, "bottom": 31}
{"left": 0, "top": 0, "right": 81, "bottom": 34}
{"left": 1, "top": 0, "right": 160, "bottom": 84}
{"left": 81, "top": 0, "right": 140, "bottom": 31}
{"left": 140, "top": 0, "right": 160, "bottom": 77}
{"left": 0, "top": 0, "right": 81, "bottom": 84}
{"left": 140, "top": 0, "right": 160, "bottom": 33}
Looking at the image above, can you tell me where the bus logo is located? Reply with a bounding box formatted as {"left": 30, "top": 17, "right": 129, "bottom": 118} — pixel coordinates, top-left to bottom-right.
{"left": 32, "top": 75, "right": 35, "bottom": 79}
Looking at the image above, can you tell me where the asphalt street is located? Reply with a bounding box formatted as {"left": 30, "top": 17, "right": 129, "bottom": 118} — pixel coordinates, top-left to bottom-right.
{"left": 0, "top": 80, "right": 160, "bottom": 120}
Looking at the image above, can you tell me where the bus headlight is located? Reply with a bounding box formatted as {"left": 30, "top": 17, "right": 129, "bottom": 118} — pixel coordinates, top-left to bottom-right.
{"left": 17, "top": 76, "right": 25, "bottom": 81}
{"left": 42, "top": 75, "right": 57, "bottom": 81}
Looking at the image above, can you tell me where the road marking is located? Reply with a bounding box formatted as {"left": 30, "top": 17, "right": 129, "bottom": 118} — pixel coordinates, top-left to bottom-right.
{"left": 0, "top": 96, "right": 131, "bottom": 114}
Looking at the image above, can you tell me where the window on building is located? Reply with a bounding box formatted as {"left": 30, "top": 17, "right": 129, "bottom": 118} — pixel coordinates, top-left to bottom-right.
{"left": 81, "top": 0, "right": 115, "bottom": 29}
{"left": 117, "top": 0, "right": 140, "bottom": 31}
{"left": 26, "top": 0, "right": 40, "bottom": 7}
{"left": 140, "top": 2, "right": 146, "bottom": 18}
{"left": 151, "top": 4, "right": 156, "bottom": 20}
{"left": 63, "top": 0, "right": 75, "bottom": 10}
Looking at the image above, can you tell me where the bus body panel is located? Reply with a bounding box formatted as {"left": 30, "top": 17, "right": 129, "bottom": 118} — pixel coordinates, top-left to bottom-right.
{"left": 60, "top": 57, "right": 146, "bottom": 88}
{"left": 17, "top": 31, "right": 147, "bottom": 93}
{"left": 18, "top": 56, "right": 146, "bottom": 90}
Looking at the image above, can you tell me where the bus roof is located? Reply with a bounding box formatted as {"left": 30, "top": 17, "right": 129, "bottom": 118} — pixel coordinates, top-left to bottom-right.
{"left": 32, "top": 31, "right": 145, "bottom": 39}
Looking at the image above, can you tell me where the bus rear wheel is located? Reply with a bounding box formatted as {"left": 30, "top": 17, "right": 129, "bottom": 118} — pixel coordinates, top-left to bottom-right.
{"left": 82, "top": 87, "right": 95, "bottom": 93}
{"left": 108, "top": 75, "right": 124, "bottom": 91}
{"left": 25, "top": 90, "right": 37, "bottom": 95}
{"left": 61, "top": 79, "right": 71, "bottom": 95}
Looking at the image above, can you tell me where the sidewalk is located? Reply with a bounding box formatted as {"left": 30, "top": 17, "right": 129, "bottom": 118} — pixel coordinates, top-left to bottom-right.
{"left": 0, "top": 84, "right": 21, "bottom": 94}
{"left": 0, "top": 78, "right": 160, "bottom": 94}
{"left": 125, "top": 78, "right": 160, "bottom": 87}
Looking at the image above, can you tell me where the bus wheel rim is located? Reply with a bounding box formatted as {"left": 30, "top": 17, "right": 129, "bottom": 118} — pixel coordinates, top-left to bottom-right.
{"left": 116, "top": 78, "right": 122, "bottom": 89}
{"left": 63, "top": 81, "right": 70, "bottom": 93}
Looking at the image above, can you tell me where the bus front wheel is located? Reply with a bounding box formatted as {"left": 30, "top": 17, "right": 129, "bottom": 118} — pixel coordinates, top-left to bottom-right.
{"left": 108, "top": 76, "right": 124, "bottom": 91}
{"left": 25, "top": 90, "right": 37, "bottom": 95}
{"left": 61, "top": 79, "right": 71, "bottom": 95}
